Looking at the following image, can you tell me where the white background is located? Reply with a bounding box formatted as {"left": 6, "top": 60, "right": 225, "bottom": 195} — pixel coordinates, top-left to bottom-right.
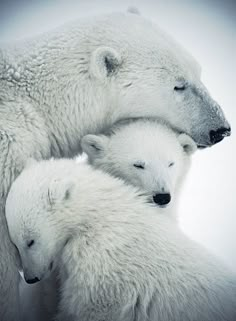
{"left": 0, "top": 0, "right": 235, "bottom": 271}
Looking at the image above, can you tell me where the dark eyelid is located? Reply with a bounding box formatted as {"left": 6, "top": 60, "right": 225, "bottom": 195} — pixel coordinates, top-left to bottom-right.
{"left": 133, "top": 163, "right": 145, "bottom": 169}
{"left": 27, "top": 240, "right": 35, "bottom": 248}
{"left": 169, "top": 162, "right": 174, "bottom": 167}
{"left": 174, "top": 85, "right": 186, "bottom": 91}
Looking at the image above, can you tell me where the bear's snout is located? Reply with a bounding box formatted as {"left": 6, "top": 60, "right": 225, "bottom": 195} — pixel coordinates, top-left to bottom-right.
{"left": 153, "top": 193, "right": 171, "bottom": 206}
{"left": 209, "top": 127, "right": 231, "bottom": 145}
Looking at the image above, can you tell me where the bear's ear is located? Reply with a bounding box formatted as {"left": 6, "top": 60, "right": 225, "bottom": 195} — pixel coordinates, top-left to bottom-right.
{"left": 81, "top": 135, "right": 108, "bottom": 160}
{"left": 90, "top": 47, "right": 122, "bottom": 81}
{"left": 178, "top": 134, "right": 197, "bottom": 155}
{"left": 48, "top": 179, "right": 74, "bottom": 206}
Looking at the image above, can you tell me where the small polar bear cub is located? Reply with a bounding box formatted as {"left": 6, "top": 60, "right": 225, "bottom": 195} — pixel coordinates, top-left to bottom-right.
{"left": 6, "top": 159, "right": 236, "bottom": 321}
{"left": 82, "top": 120, "right": 197, "bottom": 208}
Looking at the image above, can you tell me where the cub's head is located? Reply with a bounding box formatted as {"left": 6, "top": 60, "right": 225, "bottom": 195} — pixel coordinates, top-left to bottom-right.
{"left": 6, "top": 160, "right": 74, "bottom": 284}
{"left": 82, "top": 121, "right": 197, "bottom": 207}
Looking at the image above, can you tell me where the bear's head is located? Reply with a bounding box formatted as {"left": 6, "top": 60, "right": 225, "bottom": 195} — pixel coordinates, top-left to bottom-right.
{"left": 82, "top": 120, "right": 197, "bottom": 207}
{"left": 88, "top": 12, "right": 230, "bottom": 147}
{"left": 5, "top": 160, "right": 74, "bottom": 284}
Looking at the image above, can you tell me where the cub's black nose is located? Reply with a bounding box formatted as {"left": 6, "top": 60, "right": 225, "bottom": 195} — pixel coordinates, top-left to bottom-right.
{"left": 209, "top": 127, "right": 231, "bottom": 145}
{"left": 25, "top": 277, "right": 40, "bottom": 284}
{"left": 153, "top": 193, "right": 171, "bottom": 206}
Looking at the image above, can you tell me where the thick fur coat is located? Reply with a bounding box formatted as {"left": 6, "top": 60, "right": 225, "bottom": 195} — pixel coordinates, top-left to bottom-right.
{"left": 6, "top": 160, "right": 236, "bottom": 321}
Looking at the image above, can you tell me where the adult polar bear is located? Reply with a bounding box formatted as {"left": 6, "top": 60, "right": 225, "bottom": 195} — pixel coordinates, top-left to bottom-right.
{"left": 0, "top": 9, "right": 230, "bottom": 320}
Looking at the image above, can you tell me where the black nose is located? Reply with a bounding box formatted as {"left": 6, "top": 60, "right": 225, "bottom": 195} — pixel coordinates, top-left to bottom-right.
{"left": 25, "top": 277, "right": 40, "bottom": 284}
{"left": 153, "top": 193, "right": 171, "bottom": 206}
{"left": 209, "top": 127, "right": 231, "bottom": 145}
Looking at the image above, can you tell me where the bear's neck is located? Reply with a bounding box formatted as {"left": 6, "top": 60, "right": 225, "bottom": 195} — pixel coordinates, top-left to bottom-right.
{"left": 33, "top": 71, "right": 116, "bottom": 158}
{"left": 58, "top": 175, "right": 151, "bottom": 271}
{"left": 58, "top": 164, "right": 153, "bottom": 234}
{"left": 39, "top": 81, "right": 115, "bottom": 158}
{"left": 4, "top": 36, "right": 119, "bottom": 159}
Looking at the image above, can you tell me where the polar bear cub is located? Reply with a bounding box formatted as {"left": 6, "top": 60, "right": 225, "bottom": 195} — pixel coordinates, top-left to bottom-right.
{"left": 82, "top": 120, "right": 196, "bottom": 210}
{"left": 6, "top": 159, "right": 236, "bottom": 321}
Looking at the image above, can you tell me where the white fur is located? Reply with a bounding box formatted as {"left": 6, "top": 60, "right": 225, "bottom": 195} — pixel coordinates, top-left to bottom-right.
{"left": 20, "top": 121, "right": 196, "bottom": 319}
{"left": 82, "top": 120, "right": 196, "bottom": 214}
{"left": 6, "top": 159, "right": 236, "bottom": 321}
{"left": 0, "top": 10, "right": 230, "bottom": 319}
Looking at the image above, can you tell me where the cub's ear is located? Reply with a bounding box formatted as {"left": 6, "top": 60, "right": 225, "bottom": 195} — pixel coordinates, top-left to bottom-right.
{"left": 81, "top": 135, "right": 108, "bottom": 160}
{"left": 48, "top": 179, "right": 74, "bottom": 206}
{"left": 90, "top": 47, "right": 122, "bottom": 81}
{"left": 178, "top": 134, "right": 197, "bottom": 155}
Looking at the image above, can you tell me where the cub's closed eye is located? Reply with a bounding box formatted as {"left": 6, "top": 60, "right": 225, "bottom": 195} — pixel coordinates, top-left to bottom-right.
{"left": 174, "top": 85, "right": 186, "bottom": 91}
{"left": 168, "top": 162, "right": 174, "bottom": 167}
{"left": 27, "top": 240, "right": 35, "bottom": 248}
{"left": 133, "top": 163, "right": 145, "bottom": 169}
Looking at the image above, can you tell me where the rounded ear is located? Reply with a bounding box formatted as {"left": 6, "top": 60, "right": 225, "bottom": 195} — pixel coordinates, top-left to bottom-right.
{"left": 178, "top": 134, "right": 197, "bottom": 155}
{"left": 48, "top": 179, "right": 74, "bottom": 206}
{"left": 81, "top": 135, "right": 108, "bottom": 160}
{"left": 127, "top": 6, "right": 140, "bottom": 15}
{"left": 90, "top": 47, "right": 122, "bottom": 81}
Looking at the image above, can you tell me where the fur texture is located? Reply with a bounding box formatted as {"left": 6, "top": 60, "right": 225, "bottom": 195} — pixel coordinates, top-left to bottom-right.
{"left": 82, "top": 119, "right": 197, "bottom": 213}
{"left": 0, "top": 10, "right": 230, "bottom": 319}
{"left": 6, "top": 159, "right": 236, "bottom": 321}
{"left": 19, "top": 121, "right": 197, "bottom": 320}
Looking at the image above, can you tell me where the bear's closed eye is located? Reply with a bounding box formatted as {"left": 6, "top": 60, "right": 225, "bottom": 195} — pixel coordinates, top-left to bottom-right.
{"left": 27, "top": 240, "right": 35, "bottom": 248}
{"left": 133, "top": 163, "right": 145, "bottom": 169}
